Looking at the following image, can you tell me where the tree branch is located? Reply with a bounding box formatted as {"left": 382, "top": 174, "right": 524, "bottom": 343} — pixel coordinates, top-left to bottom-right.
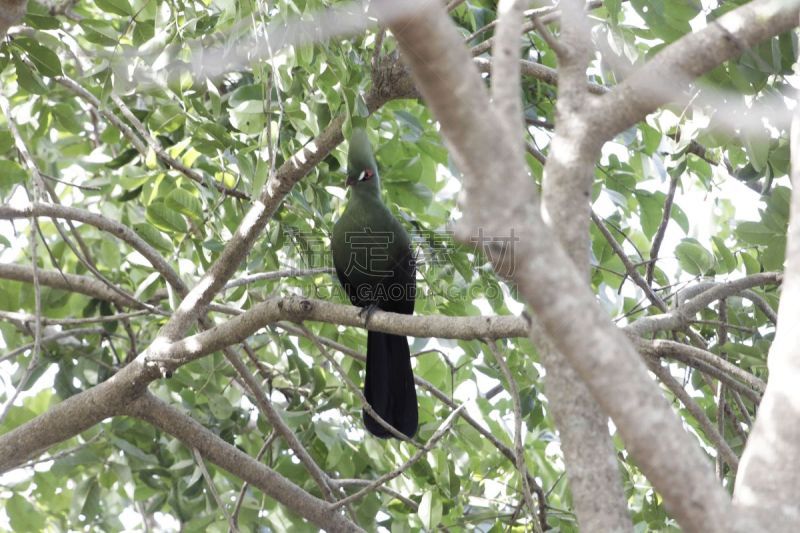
{"left": 381, "top": 2, "right": 737, "bottom": 530}
{"left": 627, "top": 273, "right": 782, "bottom": 337}
{"left": 329, "top": 405, "right": 464, "bottom": 510}
{"left": 0, "top": 204, "right": 186, "bottom": 294}
{"left": 638, "top": 339, "right": 766, "bottom": 395}
{"left": 648, "top": 360, "right": 739, "bottom": 472}
{"left": 596, "top": 0, "right": 800, "bottom": 139}
{"left": 0, "top": 263, "right": 161, "bottom": 311}
{"left": 124, "top": 393, "right": 362, "bottom": 532}
{"left": 733, "top": 67, "right": 800, "bottom": 528}
{"left": 154, "top": 296, "right": 529, "bottom": 367}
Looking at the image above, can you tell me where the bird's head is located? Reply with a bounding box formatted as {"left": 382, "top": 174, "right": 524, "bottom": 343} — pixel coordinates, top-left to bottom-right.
{"left": 346, "top": 128, "right": 381, "bottom": 195}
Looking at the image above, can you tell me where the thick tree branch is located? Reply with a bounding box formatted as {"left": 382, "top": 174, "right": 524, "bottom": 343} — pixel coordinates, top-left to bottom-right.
{"left": 0, "top": 292, "right": 525, "bottom": 471}
{"left": 382, "top": 2, "right": 737, "bottom": 530}
{"left": 534, "top": 1, "right": 633, "bottom": 529}
{"left": 627, "top": 273, "right": 782, "bottom": 337}
{"left": 596, "top": 0, "right": 800, "bottom": 138}
{"left": 733, "top": 73, "right": 800, "bottom": 529}
{"left": 123, "top": 393, "right": 362, "bottom": 533}
{"left": 155, "top": 295, "right": 528, "bottom": 367}
{"left": 491, "top": 0, "right": 527, "bottom": 163}
{"left": 0, "top": 0, "right": 26, "bottom": 39}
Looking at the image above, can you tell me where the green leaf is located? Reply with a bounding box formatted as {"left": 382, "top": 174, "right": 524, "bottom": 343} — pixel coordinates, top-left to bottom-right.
{"left": 110, "top": 436, "right": 157, "bottom": 463}
{"left": 106, "top": 148, "right": 139, "bottom": 169}
{"left": 711, "top": 237, "right": 736, "bottom": 274}
{"left": 13, "top": 55, "right": 47, "bottom": 94}
{"left": 229, "top": 100, "right": 266, "bottom": 134}
{"left": 743, "top": 129, "right": 769, "bottom": 173}
{"left": 418, "top": 490, "right": 442, "bottom": 530}
{"left": 25, "top": 1, "right": 61, "bottom": 29}
{"left": 208, "top": 394, "right": 234, "bottom": 420}
{"left": 0, "top": 159, "right": 27, "bottom": 194}
{"left": 13, "top": 37, "right": 63, "bottom": 77}
{"left": 165, "top": 189, "right": 202, "bottom": 220}
{"left": 79, "top": 20, "right": 121, "bottom": 46}
{"left": 51, "top": 102, "right": 83, "bottom": 134}
{"left": 228, "top": 84, "right": 265, "bottom": 107}
{"left": 133, "top": 223, "right": 174, "bottom": 252}
{"left": 641, "top": 122, "right": 661, "bottom": 154}
{"left": 670, "top": 203, "right": 690, "bottom": 234}
{"left": 736, "top": 221, "right": 777, "bottom": 246}
{"left": 675, "top": 239, "right": 714, "bottom": 275}
{"left": 740, "top": 251, "right": 761, "bottom": 274}
{"left": 765, "top": 186, "right": 791, "bottom": 225}
{"left": 96, "top": 0, "right": 133, "bottom": 16}
{"left": 762, "top": 238, "right": 786, "bottom": 271}
{"left": 146, "top": 200, "right": 188, "bottom": 233}
{"left": 635, "top": 190, "right": 663, "bottom": 239}
{"left": 7, "top": 494, "right": 45, "bottom": 531}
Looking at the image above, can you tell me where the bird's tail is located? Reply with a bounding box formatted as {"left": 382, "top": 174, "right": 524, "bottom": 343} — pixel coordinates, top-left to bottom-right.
{"left": 363, "top": 331, "right": 418, "bottom": 438}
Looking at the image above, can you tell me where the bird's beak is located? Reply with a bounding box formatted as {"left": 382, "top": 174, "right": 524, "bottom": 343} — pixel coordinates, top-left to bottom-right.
{"left": 345, "top": 175, "right": 357, "bottom": 187}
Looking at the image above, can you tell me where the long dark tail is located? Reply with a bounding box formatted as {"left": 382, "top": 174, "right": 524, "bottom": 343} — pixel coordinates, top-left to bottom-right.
{"left": 363, "top": 331, "right": 418, "bottom": 438}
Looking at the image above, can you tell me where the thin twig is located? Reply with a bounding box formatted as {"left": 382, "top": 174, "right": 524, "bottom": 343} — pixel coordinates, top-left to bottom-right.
{"left": 298, "top": 324, "right": 420, "bottom": 444}
{"left": 531, "top": 13, "right": 566, "bottom": 58}
{"left": 640, "top": 339, "right": 766, "bottom": 394}
{"left": 225, "top": 267, "right": 334, "bottom": 289}
{"left": 0, "top": 327, "right": 110, "bottom": 363}
{"left": 741, "top": 289, "right": 778, "bottom": 324}
{"left": 192, "top": 447, "right": 239, "bottom": 532}
{"left": 446, "top": 0, "right": 467, "bottom": 12}
{"left": 329, "top": 405, "right": 465, "bottom": 510}
{"left": 231, "top": 431, "right": 277, "bottom": 530}
{"left": 0, "top": 92, "right": 46, "bottom": 426}
{"left": 591, "top": 210, "right": 667, "bottom": 310}
{"left": 646, "top": 172, "right": 680, "bottom": 285}
{"left": 371, "top": 27, "right": 386, "bottom": 73}
{"left": 648, "top": 360, "right": 739, "bottom": 473}
{"left": 0, "top": 310, "right": 148, "bottom": 326}
{"left": 716, "top": 300, "right": 729, "bottom": 480}
{"left": 15, "top": 433, "right": 103, "bottom": 469}
{"left": 218, "top": 344, "right": 338, "bottom": 502}
{"left": 486, "top": 340, "right": 539, "bottom": 531}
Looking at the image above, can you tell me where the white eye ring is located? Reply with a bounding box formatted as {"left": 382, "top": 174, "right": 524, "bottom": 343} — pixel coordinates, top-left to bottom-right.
{"left": 358, "top": 170, "right": 367, "bottom": 181}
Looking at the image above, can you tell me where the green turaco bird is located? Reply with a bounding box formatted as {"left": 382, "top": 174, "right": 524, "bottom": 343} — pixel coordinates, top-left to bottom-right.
{"left": 331, "top": 128, "right": 418, "bottom": 438}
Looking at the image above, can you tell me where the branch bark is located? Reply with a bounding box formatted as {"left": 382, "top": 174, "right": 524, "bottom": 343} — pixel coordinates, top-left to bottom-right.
{"left": 380, "top": 1, "right": 738, "bottom": 529}
{"left": 123, "top": 393, "right": 362, "bottom": 533}
{"left": 596, "top": 0, "right": 800, "bottom": 139}
{"left": 732, "top": 66, "right": 800, "bottom": 529}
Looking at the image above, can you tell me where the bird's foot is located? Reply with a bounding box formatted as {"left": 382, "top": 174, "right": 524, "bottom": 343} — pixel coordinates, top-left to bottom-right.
{"left": 358, "top": 303, "right": 380, "bottom": 329}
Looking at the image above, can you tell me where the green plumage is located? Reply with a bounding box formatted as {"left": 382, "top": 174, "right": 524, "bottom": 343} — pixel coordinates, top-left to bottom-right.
{"left": 331, "top": 128, "right": 418, "bottom": 438}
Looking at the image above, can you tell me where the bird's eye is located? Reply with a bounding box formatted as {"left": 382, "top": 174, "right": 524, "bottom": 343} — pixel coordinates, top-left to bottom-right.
{"left": 359, "top": 169, "right": 373, "bottom": 181}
